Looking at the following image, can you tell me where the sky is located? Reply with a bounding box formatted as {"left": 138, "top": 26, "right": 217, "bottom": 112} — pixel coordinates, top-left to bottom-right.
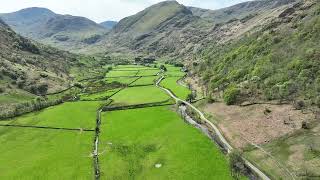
{"left": 0, "top": 0, "right": 249, "bottom": 23}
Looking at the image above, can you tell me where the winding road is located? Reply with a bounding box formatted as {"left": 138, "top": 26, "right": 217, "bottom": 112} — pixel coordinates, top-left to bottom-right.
{"left": 156, "top": 76, "right": 271, "bottom": 180}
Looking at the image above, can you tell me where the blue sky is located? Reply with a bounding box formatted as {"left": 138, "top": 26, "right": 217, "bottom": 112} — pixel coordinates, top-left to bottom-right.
{"left": 1, "top": 0, "right": 249, "bottom": 22}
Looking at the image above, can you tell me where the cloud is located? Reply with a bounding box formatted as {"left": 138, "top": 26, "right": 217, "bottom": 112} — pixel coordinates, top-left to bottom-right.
{"left": 0, "top": 0, "right": 249, "bottom": 22}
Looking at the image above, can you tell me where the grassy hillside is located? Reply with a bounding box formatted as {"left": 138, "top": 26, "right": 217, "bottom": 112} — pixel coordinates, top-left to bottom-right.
{"left": 196, "top": 0, "right": 319, "bottom": 105}
{"left": 0, "top": 18, "right": 108, "bottom": 119}
{"left": 0, "top": 7, "right": 108, "bottom": 52}
{"left": 87, "top": 0, "right": 298, "bottom": 59}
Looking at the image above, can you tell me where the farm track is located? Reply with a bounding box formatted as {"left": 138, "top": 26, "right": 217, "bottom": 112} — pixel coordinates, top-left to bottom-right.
{"left": 156, "top": 76, "right": 271, "bottom": 180}
{"left": 0, "top": 124, "right": 94, "bottom": 132}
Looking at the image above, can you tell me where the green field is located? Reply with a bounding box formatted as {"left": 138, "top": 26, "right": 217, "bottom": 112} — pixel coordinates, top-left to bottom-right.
{"left": 136, "top": 69, "right": 160, "bottom": 76}
{"left": 0, "top": 64, "right": 232, "bottom": 179}
{"left": 111, "top": 86, "right": 170, "bottom": 105}
{"left": 106, "top": 70, "right": 138, "bottom": 77}
{"left": 165, "top": 66, "right": 186, "bottom": 77}
{"left": 131, "top": 76, "right": 158, "bottom": 86}
{"left": 105, "top": 77, "right": 138, "bottom": 85}
{"left": 161, "top": 77, "right": 191, "bottom": 100}
{"left": 99, "top": 106, "right": 232, "bottom": 179}
{"left": 0, "top": 127, "right": 93, "bottom": 179}
{"left": 80, "top": 89, "right": 121, "bottom": 101}
{"left": 0, "top": 101, "right": 102, "bottom": 129}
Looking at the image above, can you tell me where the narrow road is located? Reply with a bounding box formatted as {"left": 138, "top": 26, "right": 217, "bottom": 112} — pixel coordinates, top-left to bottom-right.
{"left": 156, "top": 76, "right": 270, "bottom": 180}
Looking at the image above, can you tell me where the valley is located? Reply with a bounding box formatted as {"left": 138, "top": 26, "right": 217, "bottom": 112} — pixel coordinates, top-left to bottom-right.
{"left": 0, "top": 64, "right": 233, "bottom": 179}
{"left": 0, "top": 0, "right": 320, "bottom": 179}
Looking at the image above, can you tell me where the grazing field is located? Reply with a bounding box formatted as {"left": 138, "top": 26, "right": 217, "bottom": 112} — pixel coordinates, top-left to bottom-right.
{"left": 105, "top": 77, "right": 138, "bottom": 85}
{"left": 0, "top": 101, "right": 102, "bottom": 129}
{"left": 0, "top": 127, "right": 93, "bottom": 179}
{"left": 161, "top": 77, "right": 191, "bottom": 100}
{"left": 80, "top": 89, "right": 121, "bottom": 101}
{"left": 110, "top": 86, "right": 170, "bottom": 105}
{"left": 165, "top": 66, "right": 186, "bottom": 77}
{"left": 131, "top": 76, "right": 158, "bottom": 86}
{"left": 106, "top": 70, "right": 138, "bottom": 77}
{"left": 0, "top": 64, "right": 232, "bottom": 179}
{"left": 99, "top": 106, "right": 232, "bottom": 180}
{"left": 136, "top": 69, "right": 160, "bottom": 76}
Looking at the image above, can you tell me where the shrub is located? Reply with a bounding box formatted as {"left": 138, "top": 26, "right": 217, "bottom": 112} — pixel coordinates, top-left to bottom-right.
{"left": 0, "top": 87, "right": 4, "bottom": 93}
{"left": 223, "top": 84, "right": 240, "bottom": 105}
{"left": 229, "top": 150, "right": 247, "bottom": 178}
{"left": 302, "top": 121, "right": 311, "bottom": 129}
{"left": 160, "top": 65, "right": 167, "bottom": 72}
{"left": 293, "top": 100, "right": 305, "bottom": 110}
{"left": 186, "top": 93, "right": 195, "bottom": 102}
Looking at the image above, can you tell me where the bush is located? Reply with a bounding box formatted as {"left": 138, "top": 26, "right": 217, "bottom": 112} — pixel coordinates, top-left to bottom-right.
{"left": 160, "top": 65, "right": 167, "bottom": 72}
{"left": 229, "top": 150, "right": 247, "bottom": 178}
{"left": 223, "top": 84, "right": 240, "bottom": 105}
{"left": 0, "top": 87, "right": 4, "bottom": 93}
{"left": 186, "top": 93, "right": 195, "bottom": 102}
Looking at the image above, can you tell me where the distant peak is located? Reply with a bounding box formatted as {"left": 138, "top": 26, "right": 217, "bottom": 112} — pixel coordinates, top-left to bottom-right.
{"left": 13, "top": 7, "right": 56, "bottom": 16}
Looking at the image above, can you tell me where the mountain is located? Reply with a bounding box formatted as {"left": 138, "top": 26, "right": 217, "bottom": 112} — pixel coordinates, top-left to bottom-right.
{"left": 88, "top": 0, "right": 299, "bottom": 58}
{"left": 0, "top": 7, "right": 108, "bottom": 52}
{"left": 188, "top": 0, "right": 296, "bottom": 24}
{"left": 0, "top": 17, "right": 77, "bottom": 96}
{"left": 100, "top": 21, "right": 117, "bottom": 29}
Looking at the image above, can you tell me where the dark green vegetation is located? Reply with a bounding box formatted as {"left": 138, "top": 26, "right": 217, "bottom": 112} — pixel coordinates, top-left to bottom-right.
{"left": 197, "top": 1, "right": 320, "bottom": 105}
{"left": 0, "top": 7, "right": 108, "bottom": 52}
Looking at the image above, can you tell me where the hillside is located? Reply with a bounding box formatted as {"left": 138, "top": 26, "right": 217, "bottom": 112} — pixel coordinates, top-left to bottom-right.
{"left": 100, "top": 20, "right": 117, "bottom": 29}
{"left": 0, "top": 17, "right": 84, "bottom": 108}
{"left": 195, "top": 0, "right": 319, "bottom": 105}
{"left": 87, "top": 0, "right": 299, "bottom": 58}
{"left": 0, "top": 7, "right": 108, "bottom": 52}
{"left": 188, "top": 0, "right": 296, "bottom": 24}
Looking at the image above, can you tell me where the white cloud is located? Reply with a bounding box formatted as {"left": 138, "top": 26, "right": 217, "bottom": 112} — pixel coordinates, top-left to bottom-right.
{"left": 0, "top": 0, "right": 249, "bottom": 22}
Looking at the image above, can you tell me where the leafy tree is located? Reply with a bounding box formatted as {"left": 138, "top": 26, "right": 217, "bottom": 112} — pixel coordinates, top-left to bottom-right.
{"left": 160, "top": 65, "right": 167, "bottom": 72}
{"left": 223, "top": 84, "right": 240, "bottom": 105}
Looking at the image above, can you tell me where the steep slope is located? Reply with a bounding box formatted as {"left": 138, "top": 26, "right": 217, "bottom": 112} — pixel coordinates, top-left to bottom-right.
{"left": 0, "top": 7, "right": 108, "bottom": 52}
{"left": 100, "top": 21, "right": 117, "bottom": 29}
{"left": 196, "top": 0, "right": 319, "bottom": 105}
{"left": 88, "top": 0, "right": 299, "bottom": 58}
{"left": 188, "top": 0, "right": 296, "bottom": 24}
{"left": 0, "top": 18, "right": 77, "bottom": 96}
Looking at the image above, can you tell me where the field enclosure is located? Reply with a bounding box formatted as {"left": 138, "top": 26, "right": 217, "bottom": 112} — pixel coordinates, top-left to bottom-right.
{"left": 0, "top": 64, "right": 232, "bottom": 179}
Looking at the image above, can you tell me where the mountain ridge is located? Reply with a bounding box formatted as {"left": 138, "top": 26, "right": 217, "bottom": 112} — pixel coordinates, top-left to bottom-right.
{"left": 0, "top": 7, "right": 108, "bottom": 52}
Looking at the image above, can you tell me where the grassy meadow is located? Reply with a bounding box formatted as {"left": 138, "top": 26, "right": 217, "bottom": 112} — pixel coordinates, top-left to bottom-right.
{"left": 0, "top": 64, "right": 232, "bottom": 179}
{"left": 99, "top": 106, "right": 232, "bottom": 180}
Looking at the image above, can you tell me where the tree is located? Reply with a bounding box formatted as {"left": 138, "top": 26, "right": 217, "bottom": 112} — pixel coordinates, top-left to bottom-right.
{"left": 160, "top": 65, "right": 167, "bottom": 72}
{"left": 186, "top": 93, "right": 195, "bottom": 102}
{"left": 223, "top": 84, "right": 240, "bottom": 105}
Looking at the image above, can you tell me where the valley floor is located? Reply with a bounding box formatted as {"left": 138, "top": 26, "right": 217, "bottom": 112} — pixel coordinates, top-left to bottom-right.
{"left": 0, "top": 64, "right": 232, "bottom": 179}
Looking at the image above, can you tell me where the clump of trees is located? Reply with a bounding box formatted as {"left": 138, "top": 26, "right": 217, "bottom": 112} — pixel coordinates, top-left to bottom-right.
{"left": 29, "top": 84, "right": 48, "bottom": 95}
{"left": 223, "top": 84, "right": 240, "bottom": 105}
